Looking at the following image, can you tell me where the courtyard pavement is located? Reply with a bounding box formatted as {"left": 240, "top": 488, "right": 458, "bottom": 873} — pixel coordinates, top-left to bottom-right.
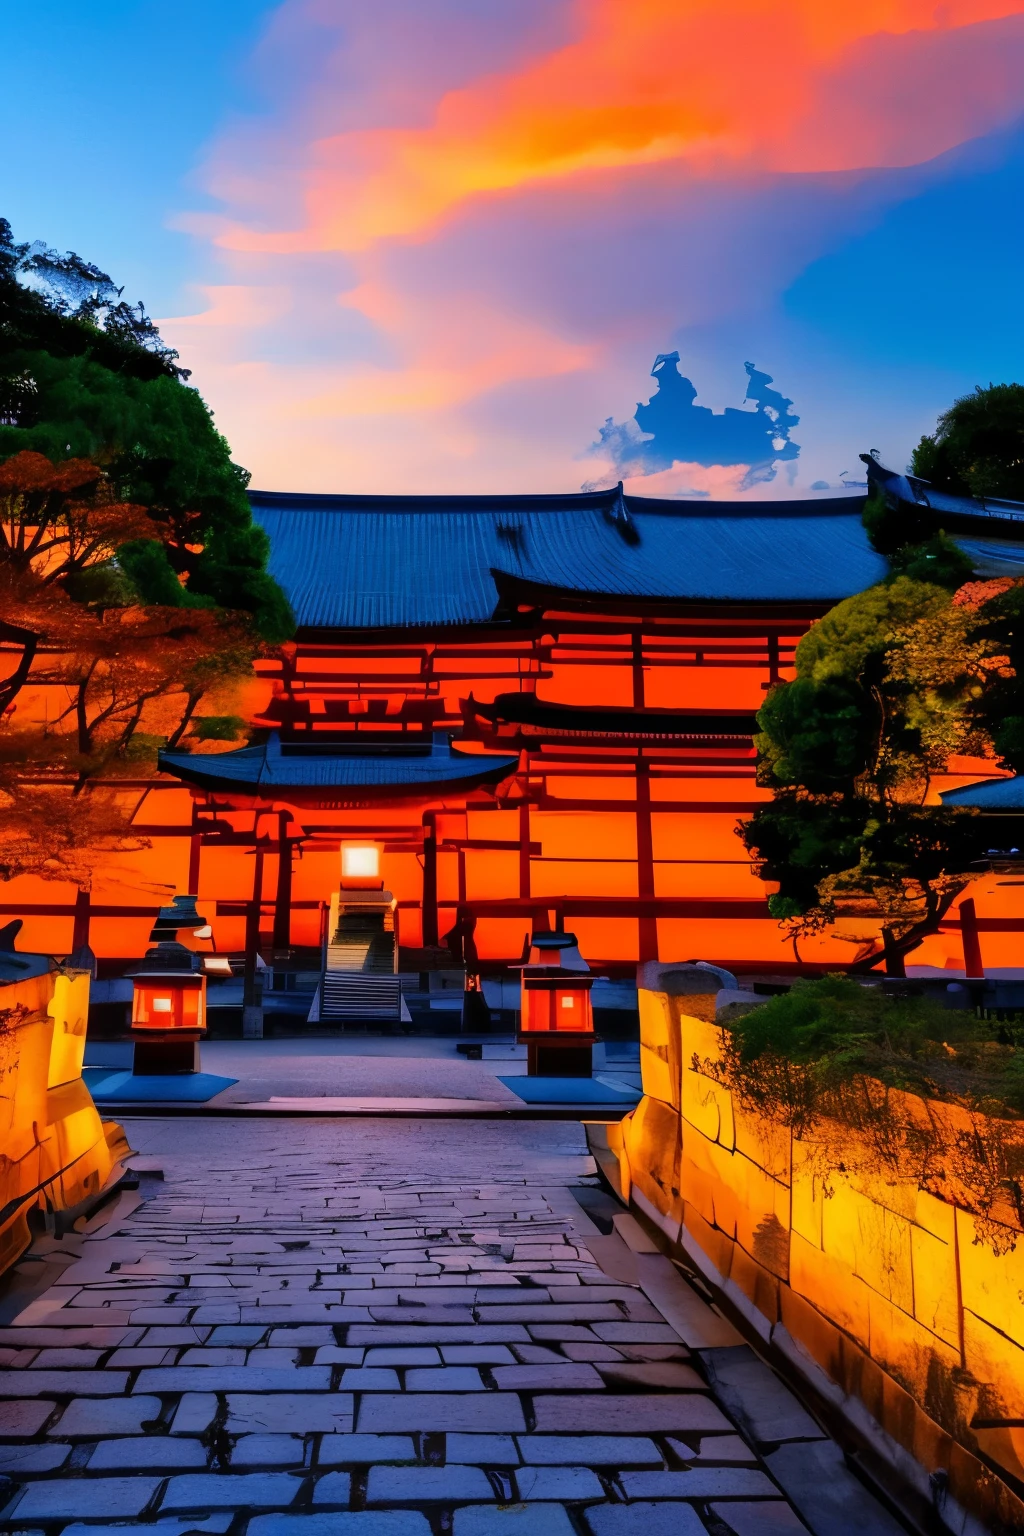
{"left": 0, "top": 1116, "right": 909, "bottom": 1534}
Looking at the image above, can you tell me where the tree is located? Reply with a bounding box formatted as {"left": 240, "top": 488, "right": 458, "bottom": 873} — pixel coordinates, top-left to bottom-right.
{"left": 0, "top": 451, "right": 258, "bottom": 884}
{"left": 911, "top": 383, "right": 1024, "bottom": 502}
{"left": 0, "top": 218, "right": 292, "bottom": 641}
{"left": 740, "top": 576, "right": 994, "bottom": 972}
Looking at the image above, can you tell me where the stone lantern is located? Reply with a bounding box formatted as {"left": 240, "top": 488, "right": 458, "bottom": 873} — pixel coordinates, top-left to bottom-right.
{"left": 129, "top": 895, "right": 210, "bottom": 1075}
{"left": 517, "top": 930, "right": 595, "bottom": 1077}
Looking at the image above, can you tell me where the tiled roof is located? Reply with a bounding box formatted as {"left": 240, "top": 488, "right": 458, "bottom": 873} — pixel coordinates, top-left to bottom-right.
{"left": 248, "top": 486, "right": 888, "bottom": 629}
{"left": 941, "top": 777, "right": 1024, "bottom": 810}
{"left": 159, "top": 732, "right": 517, "bottom": 794}
{"left": 863, "top": 457, "right": 1024, "bottom": 576}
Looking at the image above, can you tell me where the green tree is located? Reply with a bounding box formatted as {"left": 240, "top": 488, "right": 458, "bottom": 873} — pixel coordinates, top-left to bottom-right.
{"left": 911, "top": 383, "right": 1024, "bottom": 502}
{"left": 741, "top": 578, "right": 990, "bottom": 972}
{"left": 0, "top": 218, "right": 292, "bottom": 641}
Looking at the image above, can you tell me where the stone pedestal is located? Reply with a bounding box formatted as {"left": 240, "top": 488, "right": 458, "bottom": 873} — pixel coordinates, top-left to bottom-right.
{"left": 242, "top": 1004, "right": 264, "bottom": 1040}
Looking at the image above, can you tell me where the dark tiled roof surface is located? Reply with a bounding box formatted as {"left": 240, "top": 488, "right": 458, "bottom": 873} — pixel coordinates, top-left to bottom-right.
{"left": 159, "top": 733, "right": 517, "bottom": 794}
{"left": 864, "top": 457, "right": 1024, "bottom": 576}
{"left": 248, "top": 486, "right": 888, "bottom": 629}
{"left": 941, "top": 776, "right": 1024, "bottom": 810}
{"left": 469, "top": 693, "right": 758, "bottom": 738}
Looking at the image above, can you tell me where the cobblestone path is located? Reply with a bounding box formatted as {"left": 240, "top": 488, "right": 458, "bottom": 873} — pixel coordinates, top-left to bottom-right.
{"left": 0, "top": 1119, "right": 904, "bottom": 1535}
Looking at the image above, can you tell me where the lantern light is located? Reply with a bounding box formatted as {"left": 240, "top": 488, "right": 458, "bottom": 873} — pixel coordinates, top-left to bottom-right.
{"left": 515, "top": 930, "right": 596, "bottom": 1078}
{"left": 128, "top": 894, "right": 210, "bottom": 1076}
{"left": 341, "top": 843, "right": 382, "bottom": 888}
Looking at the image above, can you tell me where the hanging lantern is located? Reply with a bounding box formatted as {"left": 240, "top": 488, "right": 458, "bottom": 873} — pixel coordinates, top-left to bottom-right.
{"left": 129, "top": 896, "right": 210, "bottom": 1075}
{"left": 516, "top": 931, "right": 595, "bottom": 1077}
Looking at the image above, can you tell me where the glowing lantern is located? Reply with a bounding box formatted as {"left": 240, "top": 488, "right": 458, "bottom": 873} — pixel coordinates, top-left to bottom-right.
{"left": 517, "top": 931, "right": 595, "bottom": 1077}
{"left": 341, "top": 842, "right": 382, "bottom": 888}
{"left": 129, "top": 895, "right": 210, "bottom": 1075}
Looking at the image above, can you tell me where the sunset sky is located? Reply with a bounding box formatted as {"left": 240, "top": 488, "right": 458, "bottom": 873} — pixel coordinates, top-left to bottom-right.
{"left": 5, "top": 0, "right": 1024, "bottom": 497}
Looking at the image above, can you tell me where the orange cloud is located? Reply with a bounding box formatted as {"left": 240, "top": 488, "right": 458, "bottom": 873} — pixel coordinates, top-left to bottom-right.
{"left": 214, "top": 0, "right": 1024, "bottom": 253}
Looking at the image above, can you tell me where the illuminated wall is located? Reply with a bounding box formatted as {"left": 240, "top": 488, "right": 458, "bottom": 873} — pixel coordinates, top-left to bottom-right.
{"left": 606, "top": 986, "right": 1024, "bottom": 1531}
{"left": 3, "top": 597, "right": 1022, "bottom": 971}
{"left": 0, "top": 962, "right": 128, "bottom": 1273}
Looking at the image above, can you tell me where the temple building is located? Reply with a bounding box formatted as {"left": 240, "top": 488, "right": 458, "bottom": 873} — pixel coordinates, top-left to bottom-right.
{"left": 5, "top": 474, "right": 1024, "bottom": 1027}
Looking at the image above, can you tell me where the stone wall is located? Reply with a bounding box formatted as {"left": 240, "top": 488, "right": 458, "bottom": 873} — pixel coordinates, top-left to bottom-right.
{"left": 603, "top": 974, "right": 1024, "bottom": 1534}
{"left": 0, "top": 964, "right": 128, "bottom": 1274}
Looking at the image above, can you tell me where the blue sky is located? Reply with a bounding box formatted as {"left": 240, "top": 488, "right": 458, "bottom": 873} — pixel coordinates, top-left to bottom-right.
{"left": 4, "top": 1, "right": 1024, "bottom": 497}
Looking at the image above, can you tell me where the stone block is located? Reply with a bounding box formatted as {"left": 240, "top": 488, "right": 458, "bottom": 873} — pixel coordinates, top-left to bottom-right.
{"left": 89, "top": 1437, "right": 208, "bottom": 1470}
{"left": 134, "top": 1367, "right": 331, "bottom": 1393}
{"left": 249, "top": 1515, "right": 430, "bottom": 1536}
{"left": 516, "top": 1465, "right": 604, "bottom": 1500}
{"left": 446, "top": 1434, "right": 518, "bottom": 1463}
{"left": 591, "top": 1324, "right": 681, "bottom": 1343}
{"left": 700, "top": 1346, "right": 823, "bottom": 1444}
{"left": 171, "top": 1393, "right": 218, "bottom": 1434}
{"left": 492, "top": 1363, "right": 604, "bottom": 1390}
{"left": 403, "top": 1366, "right": 485, "bottom": 1390}
{"left": 366, "top": 1465, "right": 493, "bottom": 1502}
{"left": 454, "top": 1506, "right": 575, "bottom": 1534}
{"left": 709, "top": 1503, "right": 810, "bottom": 1534}
{"left": 0, "top": 1443, "right": 69, "bottom": 1474}
{"left": 318, "top": 1435, "right": 417, "bottom": 1465}
{"left": 268, "top": 1328, "right": 336, "bottom": 1347}
{"left": 312, "top": 1471, "right": 351, "bottom": 1505}
{"left": 596, "top": 1362, "right": 702, "bottom": 1389}
{"left": 232, "top": 1435, "right": 306, "bottom": 1467}
{"left": 585, "top": 1503, "right": 710, "bottom": 1535}
{"left": 363, "top": 1348, "right": 439, "bottom": 1366}
{"left": 0, "top": 1370, "right": 128, "bottom": 1397}
{"left": 0, "top": 1398, "right": 56, "bottom": 1438}
{"left": 788, "top": 1232, "right": 870, "bottom": 1351}
{"left": 958, "top": 1209, "right": 1024, "bottom": 1351}
{"left": 621, "top": 1469, "right": 780, "bottom": 1497}
{"left": 49, "top": 1395, "right": 163, "bottom": 1438}
{"left": 161, "top": 1473, "right": 305, "bottom": 1510}
{"left": 339, "top": 1368, "right": 401, "bottom": 1391}
{"left": 7, "top": 1477, "right": 162, "bottom": 1520}
{"left": 314, "top": 1347, "right": 365, "bottom": 1365}
{"left": 765, "top": 1441, "right": 907, "bottom": 1536}
{"left": 532, "top": 1395, "right": 730, "bottom": 1433}
{"left": 476, "top": 1305, "right": 621, "bottom": 1322}
{"left": 358, "top": 1394, "right": 526, "bottom": 1433}
{"left": 225, "top": 1394, "right": 354, "bottom": 1435}
{"left": 518, "top": 1436, "right": 662, "bottom": 1465}
{"left": 349, "top": 1325, "right": 530, "bottom": 1345}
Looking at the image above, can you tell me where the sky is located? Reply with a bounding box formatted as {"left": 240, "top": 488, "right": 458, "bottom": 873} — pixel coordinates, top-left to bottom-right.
{"left": 4, "top": 0, "right": 1024, "bottom": 498}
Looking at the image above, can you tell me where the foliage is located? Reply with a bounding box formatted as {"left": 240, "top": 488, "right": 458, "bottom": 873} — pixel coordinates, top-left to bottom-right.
{"left": 967, "top": 579, "right": 1024, "bottom": 774}
{"left": 0, "top": 451, "right": 259, "bottom": 883}
{"left": 0, "top": 218, "right": 292, "bottom": 641}
{"left": 742, "top": 576, "right": 994, "bottom": 969}
{"left": 911, "top": 383, "right": 1024, "bottom": 502}
{"left": 709, "top": 976, "right": 1024, "bottom": 1249}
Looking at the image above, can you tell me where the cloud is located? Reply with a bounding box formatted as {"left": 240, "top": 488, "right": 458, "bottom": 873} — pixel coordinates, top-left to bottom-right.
{"left": 160, "top": 0, "right": 1024, "bottom": 494}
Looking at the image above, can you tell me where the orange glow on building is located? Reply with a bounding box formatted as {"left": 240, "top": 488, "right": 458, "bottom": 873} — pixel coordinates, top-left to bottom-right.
{"left": 3, "top": 485, "right": 1022, "bottom": 991}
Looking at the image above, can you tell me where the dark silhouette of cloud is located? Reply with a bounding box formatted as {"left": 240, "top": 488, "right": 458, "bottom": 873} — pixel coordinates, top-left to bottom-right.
{"left": 589, "top": 353, "right": 800, "bottom": 490}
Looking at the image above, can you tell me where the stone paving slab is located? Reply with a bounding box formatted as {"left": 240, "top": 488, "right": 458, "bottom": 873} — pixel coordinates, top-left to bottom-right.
{"left": 0, "top": 1116, "right": 904, "bottom": 1536}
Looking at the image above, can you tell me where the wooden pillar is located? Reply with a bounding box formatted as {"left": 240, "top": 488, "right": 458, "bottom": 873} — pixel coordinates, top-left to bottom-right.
{"left": 632, "top": 629, "right": 646, "bottom": 709}
{"left": 71, "top": 887, "right": 91, "bottom": 954}
{"left": 272, "top": 811, "right": 292, "bottom": 955}
{"left": 519, "top": 802, "right": 531, "bottom": 900}
{"left": 635, "top": 757, "right": 658, "bottom": 963}
{"left": 188, "top": 831, "right": 202, "bottom": 896}
{"left": 959, "top": 898, "right": 984, "bottom": 978}
{"left": 243, "top": 846, "right": 265, "bottom": 1007}
{"left": 422, "top": 812, "right": 438, "bottom": 947}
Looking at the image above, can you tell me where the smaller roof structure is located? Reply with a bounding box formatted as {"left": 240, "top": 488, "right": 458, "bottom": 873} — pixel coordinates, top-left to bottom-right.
{"left": 941, "top": 777, "right": 1024, "bottom": 811}
{"left": 159, "top": 731, "right": 517, "bottom": 797}
{"left": 465, "top": 693, "right": 758, "bottom": 742}
{"left": 863, "top": 456, "right": 1024, "bottom": 575}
